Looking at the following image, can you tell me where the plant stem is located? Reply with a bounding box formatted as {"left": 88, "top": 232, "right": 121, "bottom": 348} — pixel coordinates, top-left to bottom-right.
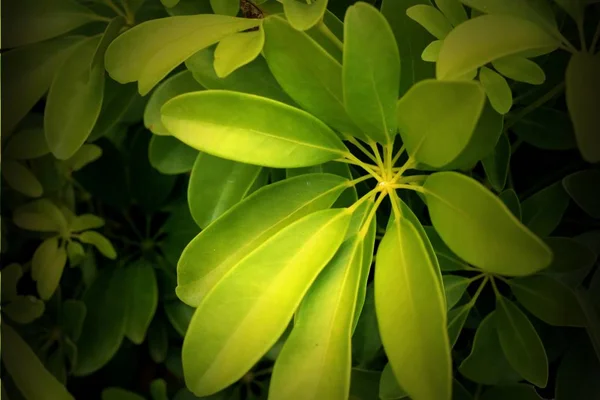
{"left": 591, "top": 19, "right": 600, "bottom": 53}
{"left": 490, "top": 276, "right": 502, "bottom": 299}
{"left": 368, "top": 140, "right": 386, "bottom": 172}
{"left": 391, "top": 145, "right": 406, "bottom": 166}
{"left": 468, "top": 276, "right": 490, "bottom": 306}
{"left": 316, "top": 21, "right": 343, "bottom": 51}
{"left": 397, "top": 175, "right": 428, "bottom": 184}
{"left": 505, "top": 82, "right": 565, "bottom": 130}
{"left": 347, "top": 187, "right": 379, "bottom": 213}
{"left": 122, "top": 211, "right": 144, "bottom": 240}
{"left": 104, "top": 0, "right": 127, "bottom": 18}
{"left": 390, "top": 157, "right": 416, "bottom": 184}
{"left": 343, "top": 153, "right": 385, "bottom": 182}
{"left": 389, "top": 189, "right": 403, "bottom": 221}
{"left": 344, "top": 135, "right": 380, "bottom": 164}
{"left": 349, "top": 174, "right": 375, "bottom": 186}
{"left": 389, "top": 183, "right": 425, "bottom": 193}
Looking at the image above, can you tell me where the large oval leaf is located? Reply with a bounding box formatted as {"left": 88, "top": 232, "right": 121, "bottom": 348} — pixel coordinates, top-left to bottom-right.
{"left": 406, "top": 5, "right": 453, "bottom": 39}
{"left": 283, "top": 0, "right": 328, "bottom": 30}
{"left": 436, "top": 14, "right": 559, "bottom": 80}
{"left": 375, "top": 198, "right": 451, "bottom": 400}
{"left": 343, "top": 2, "right": 400, "bottom": 144}
{"left": 123, "top": 262, "right": 158, "bottom": 344}
{"left": 161, "top": 90, "right": 348, "bottom": 168}
{"left": 182, "top": 209, "right": 351, "bottom": 396}
{"left": 177, "top": 173, "right": 350, "bottom": 306}
{"left": 424, "top": 172, "right": 552, "bottom": 276}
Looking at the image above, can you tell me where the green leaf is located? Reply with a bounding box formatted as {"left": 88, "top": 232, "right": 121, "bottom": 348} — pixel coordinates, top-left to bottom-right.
{"left": 375, "top": 198, "right": 451, "bottom": 400}
{"left": 282, "top": 0, "right": 328, "bottom": 30}
{"left": 3, "top": 295, "right": 45, "bottom": 324}
{"left": 92, "top": 17, "right": 126, "bottom": 69}
{"left": 60, "top": 299, "right": 87, "bottom": 341}
{"left": 75, "top": 268, "right": 128, "bottom": 376}
{"left": 64, "top": 144, "right": 103, "bottom": 172}
{"left": 177, "top": 173, "right": 349, "bottom": 305}
{"left": 150, "top": 379, "right": 169, "bottom": 400}
{"left": 479, "top": 67, "right": 513, "bottom": 115}
{"left": 542, "top": 237, "right": 596, "bottom": 285}
{"left": 379, "top": 363, "right": 408, "bottom": 400}
{"left": 89, "top": 82, "right": 140, "bottom": 142}
{"left": 269, "top": 235, "right": 363, "bottom": 400}
{"left": 262, "top": 16, "right": 365, "bottom": 141}
{"left": 210, "top": 0, "right": 238, "bottom": 15}
{"left": 305, "top": 12, "right": 344, "bottom": 63}
{"left": 512, "top": 108, "right": 576, "bottom": 150}
{"left": 443, "top": 275, "right": 471, "bottom": 310}
{"left": 2, "top": 0, "right": 97, "bottom": 48}
{"left": 509, "top": 275, "right": 585, "bottom": 327}
{"left": 2, "top": 159, "right": 43, "bottom": 197}
{"left": 436, "top": 14, "right": 559, "bottom": 80}
{"left": 182, "top": 209, "right": 351, "bottom": 396}
{"left": 67, "top": 241, "right": 86, "bottom": 267}
{"left": 521, "top": 181, "right": 569, "bottom": 237}
{"left": 459, "top": 311, "right": 522, "bottom": 385}
{"left": 78, "top": 231, "right": 117, "bottom": 260}
{"left": 499, "top": 189, "right": 522, "bottom": 220}
{"left": 555, "top": 338, "right": 600, "bottom": 400}
{"left": 102, "top": 388, "right": 145, "bottom": 400}
{"left": 492, "top": 56, "right": 546, "bottom": 85}
{"left": 188, "top": 153, "right": 262, "bottom": 229}
{"left": 32, "top": 238, "right": 67, "bottom": 300}
{"left": 349, "top": 369, "right": 381, "bottom": 400}
{"left": 424, "top": 226, "right": 469, "bottom": 272}
{"left": 482, "top": 132, "right": 511, "bottom": 192}
{"left": 13, "top": 198, "right": 68, "bottom": 234}
{"left": 396, "top": 80, "right": 486, "bottom": 168}
{"left": 563, "top": 170, "right": 600, "bottom": 218}
{"left": 286, "top": 162, "right": 358, "bottom": 208}
{"left": 448, "top": 303, "right": 472, "bottom": 347}
{"left": 71, "top": 214, "right": 104, "bottom": 232}
{"left": 2, "top": 324, "right": 74, "bottom": 400}
{"left": 105, "top": 15, "right": 261, "bottom": 95}
{"left": 422, "top": 40, "right": 443, "bottom": 62}
{"left": 496, "top": 295, "right": 549, "bottom": 387}
{"left": 424, "top": 172, "right": 552, "bottom": 276}
{"left": 149, "top": 135, "right": 198, "bottom": 175}
{"left": 164, "top": 300, "right": 195, "bottom": 337}
{"left": 4, "top": 128, "right": 50, "bottom": 160}
{"left": 407, "top": 5, "right": 453, "bottom": 39}
{"left": 553, "top": 0, "right": 586, "bottom": 28}
{"left": 45, "top": 36, "right": 105, "bottom": 160}
{"left": 435, "top": 0, "right": 468, "bottom": 26}
{"left": 144, "top": 70, "right": 204, "bottom": 136}
{"left": 343, "top": 2, "right": 400, "bottom": 144}
{"left": 1, "top": 263, "right": 22, "bottom": 302}
{"left": 351, "top": 284, "right": 382, "bottom": 367}
{"left": 480, "top": 384, "right": 543, "bottom": 400}
{"left": 161, "top": 90, "right": 348, "bottom": 168}
{"left": 214, "top": 28, "right": 265, "bottom": 78}
{"left": 148, "top": 318, "right": 168, "bottom": 364}
{"left": 123, "top": 263, "right": 158, "bottom": 344}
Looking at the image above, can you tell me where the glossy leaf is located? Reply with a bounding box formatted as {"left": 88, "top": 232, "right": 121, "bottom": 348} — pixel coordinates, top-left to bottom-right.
{"left": 499, "top": 189, "right": 522, "bottom": 220}
{"left": 407, "top": 5, "right": 453, "bottom": 39}
{"left": 162, "top": 91, "right": 348, "bottom": 167}
{"left": 443, "top": 275, "right": 471, "bottom": 310}
{"left": 379, "top": 363, "right": 408, "bottom": 400}
{"left": 496, "top": 296, "right": 549, "bottom": 388}
{"left": 521, "top": 181, "right": 569, "bottom": 237}
{"left": 479, "top": 67, "right": 513, "bottom": 115}
{"left": 269, "top": 236, "right": 363, "bottom": 400}
{"left": 375, "top": 200, "right": 451, "bottom": 400}
{"left": 104, "top": 15, "right": 261, "bottom": 95}
{"left": 2, "top": 159, "right": 43, "bottom": 197}
{"left": 480, "top": 384, "right": 543, "bottom": 400}
{"left": 563, "top": 169, "right": 600, "bottom": 219}
{"left": 424, "top": 172, "right": 552, "bottom": 276}
{"left": 4, "top": 128, "right": 50, "bottom": 160}
{"left": 287, "top": 162, "right": 358, "bottom": 208}
{"left": 482, "top": 132, "right": 511, "bottom": 192}
{"left": 124, "top": 263, "right": 158, "bottom": 344}
{"left": 512, "top": 108, "right": 576, "bottom": 150}
{"left": 149, "top": 135, "right": 198, "bottom": 175}
{"left": 283, "top": 0, "right": 328, "bottom": 30}
{"left": 78, "top": 231, "right": 117, "bottom": 260}
{"left": 510, "top": 275, "right": 585, "bottom": 327}
{"left": 435, "top": 0, "right": 468, "bottom": 26}
{"left": 182, "top": 209, "right": 351, "bottom": 396}
{"left": 188, "top": 153, "right": 262, "bottom": 229}
{"left": 214, "top": 28, "right": 265, "bottom": 78}
{"left": 437, "top": 14, "right": 559, "bottom": 80}
{"left": 45, "top": 36, "right": 105, "bottom": 160}
{"left": 396, "top": 79, "right": 486, "bottom": 168}
{"left": 177, "top": 174, "right": 349, "bottom": 306}
{"left": 492, "top": 56, "right": 546, "bottom": 85}
{"left": 343, "top": 2, "right": 400, "bottom": 144}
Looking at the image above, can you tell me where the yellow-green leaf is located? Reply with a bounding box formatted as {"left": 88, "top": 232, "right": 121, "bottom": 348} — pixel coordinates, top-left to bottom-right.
{"left": 2, "top": 159, "right": 43, "bottom": 198}
{"left": 64, "top": 144, "right": 103, "bottom": 172}
{"left": 71, "top": 214, "right": 105, "bottom": 232}
{"left": 435, "top": 0, "right": 467, "bottom": 26}
{"left": 406, "top": 5, "right": 453, "bottom": 39}
{"left": 492, "top": 56, "right": 546, "bottom": 85}
{"left": 421, "top": 40, "right": 443, "bottom": 62}
{"left": 13, "top": 199, "right": 68, "bottom": 233}
{"left": 283, "top": 0, "right": 329, "bottom": 31}
{"left": 210, "top": 0, "right": 238, "bottom": 15}
{"left": 149, "top": 135, "right": 198, "bottom": 175}
{"left": 479, "top": 66, "right": 513, "bottom": 115}
{"left": 78, "top": 231, "right": 117, "bottom": 260}
{"left": 4, "top": 128, "right": 50, "bottom": 160}
{"left": 443, "top": 275, "right": 471, "bottom": 310}
{"left": 31, "top": 237, "right": 67, "bottom": 300}
{"left": 214, "top": 28, "right": 265, "bottom": 78}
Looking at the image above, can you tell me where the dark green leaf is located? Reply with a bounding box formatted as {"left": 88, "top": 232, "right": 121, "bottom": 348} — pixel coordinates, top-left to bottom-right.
{"left": 423, "top": 226, "right": 469, "bottom": 272}
{"left": 164, "top": 300, "right": 194, "bottom": 337}
{"left": 379, "top": 363, "right": 408, "bottom": 400}
{"left": 562, "top": 170, "right": 600, "bottom": 219}
{"left": 480, "top": 384, "right": 543, "bottom": 400}
{"left": 555, "top": 338, "right": 600, "bottom": 400}
{"left": 512, "top": 108, "right": 576, "bottom": 150}
{"left": 443, "top": 275, "right": 471, "bottom": 310}
{"left": 499, "top": 189, "right": 522, "bottom": 220}
{"left": 521, "top": 181, "right": 569, "bottom": 237}
{"left": 482, "top": 132, "right": 511, "bottom": 192}
{"left": 149, "top": 135, "right": 198, "bottom": 175}
{"left": 124, "top": 262, "right": 158, "bottom": 344}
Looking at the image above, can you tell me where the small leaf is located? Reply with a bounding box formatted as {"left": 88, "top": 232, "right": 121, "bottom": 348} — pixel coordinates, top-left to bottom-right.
{"left": 214, "top": 28, "right": 265, "bottom": 78}
{"left": 343, "top": 2, "right": 400, "bottom": 144}
{"left": 496, "top": 296, "right": 549, "bottom": 388}
{"left": 182, "top": 209, "right": 351, "bottom": 396}
{"left": 78, "top": 231, "right": 117, "bottom": 260}
{"left": 379, "top": 363, "right": 408, "bottom": 400}
{"left": 71, "top": 214, "right": 105, "bottom": 232}
{"left": 4, "top": 128, "right": 50, "bottom": 160}
{"left": 492, "top": 56, "right": 546, "bottom": 85}
{"left": 1, "top": 263, "right": 22, "bottom": 302}
{"left": 32, "top": 240, "right": 67, "bottom": 300}
{"left": 3, "top": 295, "right": 45, "bottom": 324}
{"left": 443, "top": 275, "right": 471, "bottom": 310}
{"left": 499, "top": 189, "right": 522, "bottom": 220}
{"left": 396, "top": 79, "right": 486, "bottom": 168}
{"left": 512, "top": 108, "right": 576, "bottom": 150}
{"left": 435, "top": 0, "right": 468, "bottom": 26}
{"left": 149, "top": 135, "right": 198, "bottom": 175}
{"left": 210, "top": 0, "right": 238, "bottom": 15}
{"left": 482, "top": 132, "right": 511, "bottom": 192}
{"left": 521, "top": 181, "right": 569, "bottom": 237}
{"left": 480, "top": 384, "right": 543, "bottom": 400}
{"left": 2, "top": 159, "right": 43, "bottom": 197}
{"left": 563, "top": 169, "right": 600, "bottom": 219}
{"left": 124, "top": 263, "right": 158, "bottom": 344}
{"left": 422, "top": 40, "right": 443, "bottom": 62}
{"left": 64, "top": 144, "right": 103, "bottom": 172}
{"left": 407, "top": 5, "right": 453, "bottom": 39}
{"left": 437, "top": 14, "right": 559, "bottom": 80}
{"left": 424, "top": 172, "right": 552, "bottom": 276}
{"left": 13, "top": 198, "right": 68, "bottom": 234}
{"left": 150, "top": 379, "right": 169, "bottom": 400}
{"left": 161, "top": 90, "right": 348, "bottom": 168}
{"left": 283, "top": 0, "right": 328, "bottom": 30}
{"left": 479, "top": 67, "right": 513, "bottom": 115}
{"left": 67, "top": 241, "right": 86, "bottom": 267}
{"left": 509, "top": 275, "right": 585, "bottom": 327}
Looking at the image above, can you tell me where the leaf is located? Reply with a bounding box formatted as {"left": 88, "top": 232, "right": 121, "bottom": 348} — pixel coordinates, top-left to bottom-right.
{"left": 396, "top": 80, "right": 486, "bottom": 168}
{"left": 479, "top": 67, "right": 513, "bottom": 115}
{"left": 492, "top": 56, "right": 546, "bottom": 85}
{"left": 64, "top": 144, "right": 103, "bottom": 172}
{"left": 435, "top": 0, "right": 468, "bottom": 26}
{"left": 406, "top": 5, "right": 453, "bottom": 39}
{"left": 443, "top": 275, "right": 471, "bottom": 310}
{"left": 2, "top": 159, "right": 43, "bottom": 197}
{"left": 495, "top": 295, "right": 549, "bottom": 387}
{"left": 424, "top": 172, "right": 552, "bottom": 276}
{"left": 148, "top": 319, "right": 168, "bottom": 363}
{"left": 262, "top": 16, "right": 365, "bottom": 140}
{"left": 1, "top": 263, "right": 22, "bottom": 302}
{"left": 482, "top": 132, "right": 511, "bottom": 192}
{"left": 542, "top": 237, "right": 596, "bottom": 285}
{"left": 104, "top": 15, "right": 261, "bottom": 95}
{"left": 149, "top": 135, "right": 199, "bottom": 175}
{"left": 164, "top": 301, "right": 195, "bottom": 336}
{"left": 509, "top": 275, "right": 585, "bottom": 327}
{"left": 459, "top": 312, "right": 522, "bottom": 385}
{"left": 2, "top": 324, "right": 74, "bottom": 400}
{"left": 422, "top": 40, "right": 443, "bottom": 62}
{"left": 375, "top": 198, "right": 451, "bottom": 400}
{"left": 92, "top": 17, "right": 126, "bottom": 69}
{"left": 563, "top": 169, "right": 600, "bottom": 219}
{"left": 45, "top": 36, "right": 105, "bottom": 160}
{"left": 3, "top": 295, "right": 45, "bottom": 324}
{"left": 124, "top": 263, "right": 158, "bottom": 344}
{"left": 349, "top": 369, "right": 381, "bottom": 400}
{"left": 2, "top": 0, "right": 97, "bottom": 48}
{"left": 102, "top": 388, "right": 145, "bottom": 400}
{"left": 214, "top": 28, "right": 265, "bottom": 78}
{"left": 351, "top": 284, "right": 382, "bottom": 367}
{"left": 75, "top": 268, "right": 128, "bottom": 376}
{"left": 423, "top": 226, "right": 469, "bottom": 271}
{"left": 343, "top": 2, "right": 400, "bottom": 144}
{"left": 176, "top": 173, "right": 349, "bottom": 306}
{"left": 553, "top": 0, "right": 586, "bottom": 28}
{"left": 282, "top": 0, "right": 328, "bottom": 30}
{"left": 71, "top": 214, "right": 104, "bottom": 232}
{"left": 436, "top": 14, "right": 559, "bottom": 80}
{"left": 512, "top": 108, "right": 576, "bottom": 150}
{"left": 32, "top": 239, "right": 67, "bottom": 300}
{"left": 60, "top": 300, "right": 87, "bottom": 341}
{"left": 555, "top": 338, "right": 600, "bottom": 400}
{"left": 78, "top": 231, "right": 117, "bottom": 260}
{"left": 480, "top": 384, "right": 543, "bottom": 400}
{"left": 499, "top": 189, "right": 522, "bottom": 220}
{"left": 4, "top": 128, "right": 50, "bottom": 160}
{"left": 210, "top": 0, "right": 238, "bottom": 15}
{"left": 13, "top": 198, "right": 68, "bottom": 234}
{"left": 269, "top": 235, "right": 363, "bottom": 400}
{"left": 379, "top": 363, "right": 408, "bottom": 400}
{"left": 521, "top": 181, "right": 569, "bottom": 237}
{"left": 448, "top": 303, "right": 472, "bottom": 347}
{"left": 182, "top": 209, "right": 351, "bottom": 396}
{"left": 89, "top": 82, "right": 140, "bottom": 141}
{"left": 161, "top": 91, "right": 348, "bottom": 168}
{"left": 286, "top": 162, "right": 358, "bottom": 208}
{"left": 150, "top": 379, "right": 169, "bottom": 400}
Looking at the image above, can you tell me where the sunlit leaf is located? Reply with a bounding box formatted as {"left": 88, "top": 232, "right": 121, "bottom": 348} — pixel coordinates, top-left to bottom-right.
{"left": 492, "top": 56, "right": 546, "bottom": 85}
{"left": 435, "top": 0, "right": 468, "bottom": 26}
{"left": 479, "top": 67, "right": 513, "bottom": 115}
{"left": 13, "top": 198, "right": 68, "bottom": 234}
{"left": 422, "top": 40, "right": 443, "bottom": 62}
{"left": 214, "top": 28, "right": 265, "bottom": 78}
{"left": 210, "top": 0, "right": 238, "bottom": 15}
{"left": 407, "top": 5, "right": 453, "bottom": 39}
{"left": 283, "top": 0, "right": 328, "bottom": 30}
